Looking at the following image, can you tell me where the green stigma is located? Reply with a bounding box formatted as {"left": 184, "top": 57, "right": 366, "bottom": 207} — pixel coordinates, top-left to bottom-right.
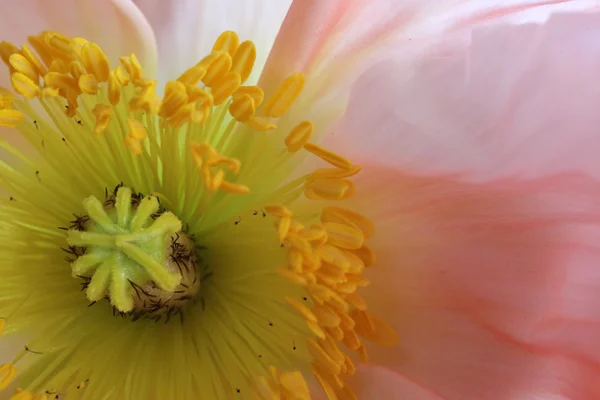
{"left": 66, "top": 186, "right": 184, "bottom": 313}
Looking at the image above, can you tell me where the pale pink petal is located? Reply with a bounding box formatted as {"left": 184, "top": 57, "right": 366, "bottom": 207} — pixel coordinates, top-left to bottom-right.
{"left": 134, "top": 0, "right": 292, "bottom": 84}
{"left": 262, "top": 0, "right": 594, "bottom": 136}
{"left": 346, "top": 166, "right": 600, "bottom": 399}
{"left": 349, "top": 365, "right": 443, "bottom": 400}
{"left": 326, "top": 10, "right": 600, "bottom": 181}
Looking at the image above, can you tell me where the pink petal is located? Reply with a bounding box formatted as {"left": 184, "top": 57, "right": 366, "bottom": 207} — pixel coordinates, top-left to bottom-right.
{"left": 133, "top": 0, "right": 292, "bottom": 84}
{"left": 0, "top": 0, "right": 157, "bottom": 86}
{"left": 261, "top": 0, "right": 592, "bottom": 136}
{"left": 347, "top": 166, "right": 600, "bottom": 399}
{"left": 326, "top": 10, "right": 600, "bottom": 181}
{"left": 349, "top": 365, "right": 443, "bottom": 400}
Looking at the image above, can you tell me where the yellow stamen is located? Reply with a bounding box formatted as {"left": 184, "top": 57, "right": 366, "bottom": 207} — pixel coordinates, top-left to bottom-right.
{"left": 212, "top": 30, "right": 239, "bottom": 56}
{"left": 0, "top": 108, "right": 24, "bottom": 127}
{"left": 303, "top": 142, "right": 353, "bottom": 169}
{"left": 305, "top": 178, "right": 355, "bottom": 201}
{"left": 78, "top": 73, "right": 99, "bottom": 94}
{"left": 285, "top": 121, "right": 313, "bottom": 152}
{"left": 231, "top": 40, "right": 256, "bottom": 83}
{"left": 263, "top": 72, "right": 305, "bottom": 118}
{"left": 0, "top": 363, "right": 17, "bottom": 390}
{"left": 9, "top": 53, "right": 38, "bottom": 82}
{"left": 10, "top": 72, "right": 39, "bottom": 99}
{"left": 92, "top": 104, "right": 111, "bottom": 135}
{"left": 177, "top": 64, "right": 207, "bottom": 87}
{"left": 228, "top": 93, "right": 255, "bottom": 122}
{"left": 211, "top": 71, "right": 241, "bottom": 105}
{"left": 81, "top": 42, "right": 110, "bottom": 82}
{"left": 108, "top": 70, "right": 121, "bottom": 105}
{"left": 127, "top": 118, "right": 146, "bottom": 140}
{"left": 233, "top": 85, "right": 264, "bottom": 106}
{"left": 202, "top": 52, "right": 232, "bottom": 87}
{"left": 247, "top": 116, "right": 277, "bottom": 131}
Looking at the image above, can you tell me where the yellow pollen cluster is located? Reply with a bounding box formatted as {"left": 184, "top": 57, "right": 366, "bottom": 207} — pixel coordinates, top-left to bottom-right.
{"left": 255, "top": 366, "right": 311, "bottom": 400}
{"left": 266, "top": 202, "right": 397, "bottom": 399}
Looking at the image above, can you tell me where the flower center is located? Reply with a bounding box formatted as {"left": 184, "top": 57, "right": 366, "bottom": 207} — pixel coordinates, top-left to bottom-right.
{"left": 66, "top": 184, "right": 202, "bottom": 318}
{"left": 0, "top": 30, "right": 398, "bottom": 400}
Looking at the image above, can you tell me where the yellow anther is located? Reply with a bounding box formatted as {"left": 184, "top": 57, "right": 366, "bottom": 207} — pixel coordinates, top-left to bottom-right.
{"left": 71, "top": 37, "right": 88, "bottom": 58}
{"left": 303, "top": 143, "right": 353, "bottom": 169}
{"left": 247, "top": 116, "right": 276, "bottom": 131}
{"left": 9, "top": 53, "right": 38, "bottom": 82}
{"left": 212, "top": 30, "right": 239, "bottom": 56}
{"left": 312, "top": 368, "right": 339, "bottom": 400}
{"left": 27, "top": 34, "right": 52, "bottom": 66}
{"left": 11, "top": 72, "right": 39, "bottom": 99}
{"left": 233, "top": 85, "right": 264, "bottom": 106}
{"left": 264, "top": 205, "right": 292, "bottom": 218}
{"left": 115, "top": 65, "right": 130, "bottom": 85}
{"left": 277, "top": 216, "right": 292, "bottom": 242}
{"left": 48, "top": 59, "right": 68, "bottom": 73}
{"left": 231, "top": 40, "right": 256, "bottom": 83}
{"left": 21, "top": 43, "right": 47, "bottom": 76}
{"left": 0, "top": 41, "right": 19, "bottom": 66}
{"left": 120, "top": 54, "right": 142, "bottom": 83}
{"left": 124, "top": 135, "right": 142, "bottom": 156}
{"left": 44, "top": 72, "right": 78, "bottom": 93}
{"left": 313, "top": 304, "right": 342, "bottom": 327}
{"left": 305, "top": 178, "right": 355, "bottom": 201}
{"left": 202, "top": 52, "right": 232, "bottom": 87}
{"left": 186, "top": 85, "right": 212, "bottom": 104}
{"left": 129, "top": 82, "right": 160, "bottom": 114}
{"left": 298, "top": 224, "right": 328, "bottom": 243}
{"left": 307, "top": 319, "right": 326, "bottom": 339}
{"left": 160, "top": 80, "right": 188, "bottom": 118}
{"left": 321, "top": 207, "right": 375, "bottom": 238}
{"left": 0, "top": 318, "right": 4, "bottom": 336}
{"left": 307, "top": 339, "right": 342, "bottom": 375}
{"left": 167, "top": 102, "right": 195, "bottom": 128}
{"left": 0, "top": 109, "right": 22, "bottom": 128}
{"left": 285, "top": 296, "right": 317, "bottom": 323}
{"left": 255, "top": 376, "right": 281, "bottom": 400}
{"left": 285, "top": 121, "right": 313, "bottom": 152}
{"left": 219, "top": 180, "right": 250, "bottom": 194}
{"left": 348, "top": 245, "right": 375, "bottom": 268}
{"left": 207, "top": 157, "right": 241, "bottom": 174}
{"left": 0, "top": 363, "right": 17, "bottom": 390}
{"left": 351, "top": 310, "right": 398, "bottom": 347}
{"left": 44, "top": 31, "right": 73, "bottom": 57}
{"left": 264, "top": 73, "right": 305, "bottom": 118}
{"left": 70, "top": 61, "right": 85, "bottom": 81}
{"left": 81, "top": 42, "right": 110, "bottom": 82}
{"left": 208, "top": 169, "right": 225, "bottom": 191}
{"left": 323, "top": 222, "right": 364, "bottom": 250}
{"left": 177, "top": 65, "right": 207, "bottom": 86}
{"left": 108, "top": 70, "right": 121, "bottom": 105}
{"left": 277, "top": 268, "right": 307, "bottom": 286}
{"left": 228, "top": 93, "right": 255, "bottom": 122}
{"left": 211, "top": 71, "right": 241, "bottom": 105}
{"left": 279, "top": 371, "right": 310, "bottom": 398}
{"left": 310, "top": 166, "right": 362, "bottom": 180}
{"left": 0, "top": 88, "right": 14, "bottom": 108}
{"left": 78, "top": 73, "right": 99, "bottom": 94}
{"left": 40, "top": 87, "right": 59, "bottom": 98}
{"left": 92, "top": 104, "right": 112, "bottom": 135}
{"left": 127, "top": 118, "right": 146, "bottom": 140}
{"left": 191, "top": 142, "right": 217, "bottom": 161}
